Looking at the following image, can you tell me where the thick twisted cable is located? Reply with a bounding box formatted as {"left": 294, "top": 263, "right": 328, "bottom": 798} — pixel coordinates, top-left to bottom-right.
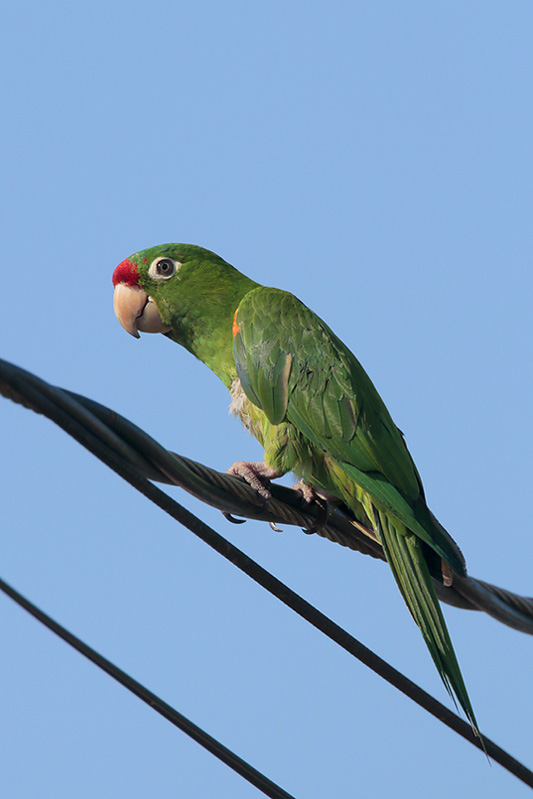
{"left": 1, "top": 357, "right": 532, "bottom": 631}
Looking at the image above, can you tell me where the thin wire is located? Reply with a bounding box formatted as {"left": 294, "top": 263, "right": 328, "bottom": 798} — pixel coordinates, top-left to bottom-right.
{"left": 0, "top": 577, "right": 295, "bottom": 799}
{"left": 2, "top": 358, "right": 533, "bottom": 789}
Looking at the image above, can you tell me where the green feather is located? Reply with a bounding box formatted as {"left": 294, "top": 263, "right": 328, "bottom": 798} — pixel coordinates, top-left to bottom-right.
{"left": 376, "top": 509, "right": 479, "bottom": 732}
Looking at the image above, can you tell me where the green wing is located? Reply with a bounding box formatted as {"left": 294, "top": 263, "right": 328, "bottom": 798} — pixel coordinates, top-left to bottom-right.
{"left": 233, "top": 285, "right": 479, "bottom": 733}
{"left": 233, "top": 286, "right": 465, "bottom": 574}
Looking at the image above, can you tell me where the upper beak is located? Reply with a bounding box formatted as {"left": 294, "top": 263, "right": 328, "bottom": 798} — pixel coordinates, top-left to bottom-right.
{"left": 113, "top": 283, "right": 172, "bottom": 338}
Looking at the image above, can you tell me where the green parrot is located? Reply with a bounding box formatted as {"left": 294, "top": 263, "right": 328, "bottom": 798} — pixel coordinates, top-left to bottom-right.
{"left": 113, "top": 243, "right": 479, "bottom": 734}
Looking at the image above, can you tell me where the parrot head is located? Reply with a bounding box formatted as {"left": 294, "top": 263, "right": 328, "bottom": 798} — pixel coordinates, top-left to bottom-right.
{"left": 112, "top": 243, "right": 215, "bottom": 339}
{"left": 112, "top": 243, "right": 259, "bottom": 381}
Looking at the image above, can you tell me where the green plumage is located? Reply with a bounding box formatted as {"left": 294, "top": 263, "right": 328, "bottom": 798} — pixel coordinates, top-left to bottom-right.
{"left": 124, "top": 243, "right": 479, "bottom": 733}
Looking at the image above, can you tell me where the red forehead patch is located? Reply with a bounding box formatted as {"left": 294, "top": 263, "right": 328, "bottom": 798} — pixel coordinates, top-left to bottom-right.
{"left": 112, "top": 257, "right": 140, "bottom": 286}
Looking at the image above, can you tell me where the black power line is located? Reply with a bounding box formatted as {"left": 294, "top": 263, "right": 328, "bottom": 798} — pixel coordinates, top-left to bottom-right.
{"left": 0, "top": 576, "right": 295, "bottom": 799}
{"left": 2, "top": 358, "right": 533, "bottom": 790}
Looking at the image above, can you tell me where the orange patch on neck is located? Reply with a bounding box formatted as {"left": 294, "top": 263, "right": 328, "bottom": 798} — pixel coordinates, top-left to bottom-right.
{"left": 232, "top": 310, "right": 241, "bottom": 337}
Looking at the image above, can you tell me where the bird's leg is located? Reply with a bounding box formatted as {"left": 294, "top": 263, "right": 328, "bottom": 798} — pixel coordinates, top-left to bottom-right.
{"left": 292, "top": 480, "right": 332, "bottom": 534}
{"left": 226, "top": 461, "right": 283, "bottom": 502}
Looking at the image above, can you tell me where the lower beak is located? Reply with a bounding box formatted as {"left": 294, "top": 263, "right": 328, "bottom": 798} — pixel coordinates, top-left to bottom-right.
{"left": 113, "top": 283, "right": 172, "bottom": 338}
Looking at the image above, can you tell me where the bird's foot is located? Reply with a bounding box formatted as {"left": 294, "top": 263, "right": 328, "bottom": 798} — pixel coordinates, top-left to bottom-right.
{"left": 225, "top": 461, "right": 284, "bottom": 532}
{"left": 226, "top": 461, "right": 283, "bottom": 503}
{"left": 292, "top": 481, "right": 331, "bottom": 534}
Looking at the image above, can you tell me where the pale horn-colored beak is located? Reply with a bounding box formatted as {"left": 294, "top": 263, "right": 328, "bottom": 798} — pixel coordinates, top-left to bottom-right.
{"left": 113, "top": 283, "right": 172, "bottom": 338}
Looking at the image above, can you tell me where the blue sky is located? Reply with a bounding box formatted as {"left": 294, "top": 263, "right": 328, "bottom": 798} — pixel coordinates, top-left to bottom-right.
{"left": 1, "top": 1, "right": 533, "bottom": 796}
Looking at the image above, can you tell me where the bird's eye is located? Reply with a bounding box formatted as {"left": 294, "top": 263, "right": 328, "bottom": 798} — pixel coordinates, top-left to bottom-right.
{"left": 148, "top": 257, "right": 180, "bottom": 280}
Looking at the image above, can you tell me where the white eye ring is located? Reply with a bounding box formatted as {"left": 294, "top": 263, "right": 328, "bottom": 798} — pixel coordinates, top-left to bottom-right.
{"left": 148, "top": 257, "right": 181, "bottom": 280}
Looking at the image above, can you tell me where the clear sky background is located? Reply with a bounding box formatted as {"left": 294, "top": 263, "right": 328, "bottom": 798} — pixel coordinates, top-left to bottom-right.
{"left": 1, "top": 2, "right": 532, "bottom": 797}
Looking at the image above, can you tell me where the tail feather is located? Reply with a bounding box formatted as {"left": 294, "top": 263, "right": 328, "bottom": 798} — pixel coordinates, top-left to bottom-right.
{"left": 376, "top": 509, "right": 480, "bottom": 736}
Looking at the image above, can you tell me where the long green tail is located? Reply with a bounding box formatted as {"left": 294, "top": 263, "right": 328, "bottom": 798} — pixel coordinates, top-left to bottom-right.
{"left": 375, "top": 508, "right": 480, "bottom": 735}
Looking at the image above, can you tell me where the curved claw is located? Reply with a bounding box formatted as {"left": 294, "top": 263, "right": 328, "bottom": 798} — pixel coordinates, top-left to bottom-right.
{"left": 269, "top": 521, "right": 283, "bottom": 532}
{"left": 223, "top": 512, "right": 247, "bottom": 525}
{"left": 302, "top": 518, "right": 326, "bottom": 534}
{"left": 292, "top": 481, "right": 331, "bottom": 534}
{"left": 302, "top": 498, "right": 330, "bottom": 534}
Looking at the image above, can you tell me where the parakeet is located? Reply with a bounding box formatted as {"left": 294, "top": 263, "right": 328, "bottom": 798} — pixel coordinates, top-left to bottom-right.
{"left": 113, "top": 243, "right": 479, "bottom": 733}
